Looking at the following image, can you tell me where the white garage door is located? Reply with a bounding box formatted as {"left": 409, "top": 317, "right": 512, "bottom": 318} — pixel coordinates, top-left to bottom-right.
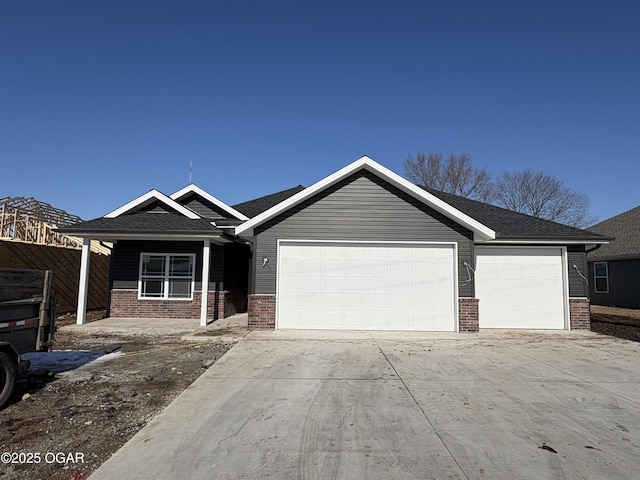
{"left": 475, "top": 247, "right": 567, "bottom": 329}
{"left": 277, "top": 241, "right": 457, "bottom": 331}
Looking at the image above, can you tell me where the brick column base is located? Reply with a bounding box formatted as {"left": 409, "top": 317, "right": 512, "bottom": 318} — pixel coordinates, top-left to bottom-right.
{"left": 569, "top": 297, "right": 591, "bottom": 330}
{"left": 459, "top": 298, "right": 479, "bottom": 333}
{"left": 248, "top": 294, "right": 276, "bottom": 329}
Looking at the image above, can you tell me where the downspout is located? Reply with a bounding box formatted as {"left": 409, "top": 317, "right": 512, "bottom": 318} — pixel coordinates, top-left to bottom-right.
{"left": 586, "top": 244, "right": 601, "bottom": 254}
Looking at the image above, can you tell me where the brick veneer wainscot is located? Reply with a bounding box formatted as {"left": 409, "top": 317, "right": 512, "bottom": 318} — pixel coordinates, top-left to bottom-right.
{"left": 248, "top": 294, "right": 276, "bottom": 329}
{"left": 569, "top": 297, "right": 591, "bottom": 330}
{"left": 110, "top": 289, "right": 234, "bottom": 321}
{"left": 458, "top": 297, "right": 479, "bottom": 333}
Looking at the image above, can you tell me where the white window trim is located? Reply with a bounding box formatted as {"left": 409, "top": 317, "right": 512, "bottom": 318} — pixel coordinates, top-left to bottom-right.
{"left": 138, "top": 253, "right": 196, "bottom": 300}
{"left": 594, "top": 261, "right": 609, "bottom": 294}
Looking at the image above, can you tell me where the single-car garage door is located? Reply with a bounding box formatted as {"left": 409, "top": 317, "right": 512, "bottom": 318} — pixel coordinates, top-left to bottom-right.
{"left": 277, "top": 241, "right": 457, "bottom": 331}
{"left": 475, "top": 246, "right": 567, "bottom": 329}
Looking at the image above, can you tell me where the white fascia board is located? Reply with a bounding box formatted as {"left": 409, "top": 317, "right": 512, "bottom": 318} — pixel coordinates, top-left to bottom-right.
{"left": 104, "top": 189, "right": 200, "bottom": 219}
{"left": 170, "top": 184, "right": 249, "bottom": 221}
{"left": 236, "top": 156, "right": 495, "bottom": 240}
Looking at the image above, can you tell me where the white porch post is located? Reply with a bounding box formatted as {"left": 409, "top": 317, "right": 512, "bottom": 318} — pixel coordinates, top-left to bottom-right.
{"left": 76, "top": 238, "right": 91, "bottom": 325}
{"left": 200, "top": 238, "right": 211, "bottom": 327}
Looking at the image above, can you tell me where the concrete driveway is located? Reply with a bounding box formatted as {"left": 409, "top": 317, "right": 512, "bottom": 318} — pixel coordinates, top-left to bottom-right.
{"left": 89, "top": 330, "right": 640, "bottom": 480}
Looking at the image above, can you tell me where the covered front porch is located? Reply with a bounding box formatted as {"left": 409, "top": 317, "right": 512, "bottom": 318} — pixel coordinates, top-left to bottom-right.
{"left": 74, "top": 236, "right": 245, "bottom": 327}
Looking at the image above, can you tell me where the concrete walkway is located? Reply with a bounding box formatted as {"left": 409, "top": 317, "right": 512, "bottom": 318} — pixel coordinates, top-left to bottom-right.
{"left": 62, "top": 313, "right": 250, "bottom": 340}
{"left": 89, "top": 330, "right": 640, "bottom": 480}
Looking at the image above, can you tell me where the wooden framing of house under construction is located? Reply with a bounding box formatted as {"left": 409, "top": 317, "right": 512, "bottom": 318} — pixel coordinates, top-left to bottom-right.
{"left": 0, "top": 196, "right": 109, "bottom": 255}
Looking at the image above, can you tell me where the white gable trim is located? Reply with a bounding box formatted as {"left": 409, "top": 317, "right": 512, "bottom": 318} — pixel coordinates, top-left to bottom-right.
{"left": 170, "top": 184, "right": 249, "bottom": 221}
{"left": 104, "top": 189, "right": 201, "bottom": 219}
{"left": 235, "top": 156, "right": 496, "bottom": 240}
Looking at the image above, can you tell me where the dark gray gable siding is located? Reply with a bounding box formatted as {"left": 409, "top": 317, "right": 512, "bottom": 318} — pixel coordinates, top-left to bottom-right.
{"left": 111, "top": 240, "right": 225, "bottom": 290}
{"left": 139, "top": 200, "right": 175, "bottom": 213}
{"left": 180, "top": 193, "right": 236, "bottom": 219}
{"left": 252, "top": 170, "right": 475, "bottom": 296}
{"left": 589, "top": 258, "right": 640, "bottom": 308}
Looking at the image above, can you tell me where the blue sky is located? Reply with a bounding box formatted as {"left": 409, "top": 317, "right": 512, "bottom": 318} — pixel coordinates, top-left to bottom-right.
{"left": 2, "top": 1, "right": 638, "bottom": 225}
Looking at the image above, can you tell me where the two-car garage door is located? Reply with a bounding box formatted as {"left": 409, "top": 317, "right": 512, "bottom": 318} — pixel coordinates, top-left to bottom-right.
{"left": 277, "top": 241, "right": 457, "bottom": 331}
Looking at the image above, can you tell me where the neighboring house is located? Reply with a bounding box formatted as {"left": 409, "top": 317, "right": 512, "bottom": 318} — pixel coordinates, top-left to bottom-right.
{"left": 60, "top": 156, "right": 608, "bottom": 331}
{"left": 587, "top": 206, "right": 640, "bottom": 309}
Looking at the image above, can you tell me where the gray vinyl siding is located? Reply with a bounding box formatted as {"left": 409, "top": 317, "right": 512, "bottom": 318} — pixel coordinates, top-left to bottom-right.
{"left": 567, "top": 245, "right": 589, "bottom": 297}
{"left": 252, "top": 170, "right": 474, "bottom": 296}
{"left": 111, "top": 240, "right": 225, "bottom": 290}
{"left": 589, "top": 258, "right": 640, "bottom": 308}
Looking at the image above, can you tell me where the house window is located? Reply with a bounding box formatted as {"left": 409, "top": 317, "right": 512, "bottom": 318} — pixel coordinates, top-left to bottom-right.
{"left": 139, "top": 253, "right": 195, "bottom": 299}
{"left": 594, "top": 262, "right": 609, "bottom": 293}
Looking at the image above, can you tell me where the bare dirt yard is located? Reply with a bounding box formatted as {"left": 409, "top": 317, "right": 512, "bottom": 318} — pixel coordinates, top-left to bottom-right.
{"left": 0, "top": 311, "right": 237, "bottom": 480}
{"left": 590, "top": 305, "right": 640, "bottom": 343}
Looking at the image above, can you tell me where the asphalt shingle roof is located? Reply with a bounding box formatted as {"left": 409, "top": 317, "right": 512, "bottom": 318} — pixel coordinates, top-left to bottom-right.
{"left": 423, "top": 188, "right": 608, "bottom": 241}
{"left": 58, "top": 212, "right": 225, "bottom": 236}
{"left": 58, "top": 181, "right": 608, "bottom": 244}
{"left": 230, "top": 182, "right": 607, "bottom": 241}
{"left": 586, "top": 206, "right": 640, "bottom": 259}
{"left": 232, "top": 185, "right": 306, "bottom": 218}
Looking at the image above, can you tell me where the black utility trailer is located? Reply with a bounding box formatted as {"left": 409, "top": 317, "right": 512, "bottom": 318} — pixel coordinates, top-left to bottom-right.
{"left": 0, "top": 269, "right": 55, "bottom": 408}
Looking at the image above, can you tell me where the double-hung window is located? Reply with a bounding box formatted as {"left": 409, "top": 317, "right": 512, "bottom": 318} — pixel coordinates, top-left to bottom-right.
{"left": 594, "top": 261, "right": 609, "bottom": 294}
{"left": 139, "top": 253, "right": 195, "bottom": 299}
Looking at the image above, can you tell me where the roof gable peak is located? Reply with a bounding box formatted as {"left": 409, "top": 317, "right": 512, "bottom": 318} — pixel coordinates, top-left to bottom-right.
{"left": 170, "top": 184, "right": 249, "bottom": 221}
{"left": 104, "top": 189, "right": 200, "bottom": 219}
{"left": 236, "top": 156, "right": 496, "bottom": 240}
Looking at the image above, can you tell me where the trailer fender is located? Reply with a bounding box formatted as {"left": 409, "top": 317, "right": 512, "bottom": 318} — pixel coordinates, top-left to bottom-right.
{"left": 0, "top": 342, "right": 20, "bottom": 364}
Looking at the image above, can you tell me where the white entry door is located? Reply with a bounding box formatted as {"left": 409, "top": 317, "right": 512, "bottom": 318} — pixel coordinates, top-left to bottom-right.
{"left": 277, "top": 241, "right": 457, "bottom": 331}
{"left": 475, "top": 247, "right": 567, "bottom": 329}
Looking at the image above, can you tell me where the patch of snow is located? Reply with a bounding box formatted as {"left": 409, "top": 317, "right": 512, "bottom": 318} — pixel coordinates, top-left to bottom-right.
{"left": 22, "top": 350, "right": 123, "bottom": 376}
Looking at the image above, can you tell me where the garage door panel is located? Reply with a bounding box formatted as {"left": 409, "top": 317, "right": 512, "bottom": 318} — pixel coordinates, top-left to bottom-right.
{"left": 299, "top": 276, "right": 320, "bottom": 293}
{"left": 278, "top": 242, "right": 456, "bottom": 331}
{"left": 278, "top": 275, "right": 299, "bottom": 293}
{"left": 388, "top": 261, "right": 410, "bottom": 277}
{"left": 476, "top": 247, "right": 566, "bottom": 330}
{"left": 344, "top": 277, "right": 366, "bottom": 292}
{"left": 343, "top": 293, "right": 367, "bottom": 308}
{"left": 370, "top": 293, "right": 390, "bottom": 309}
{"left": 345, "top": 259, "right": 366, "bottom": 275}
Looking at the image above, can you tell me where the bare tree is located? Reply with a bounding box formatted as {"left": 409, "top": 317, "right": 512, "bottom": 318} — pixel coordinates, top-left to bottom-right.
{"left": 493, "top": 170, "right": 596, "bottom": 228}
{"left": 404, "top": 152, "right": 494, "bottom": 202}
